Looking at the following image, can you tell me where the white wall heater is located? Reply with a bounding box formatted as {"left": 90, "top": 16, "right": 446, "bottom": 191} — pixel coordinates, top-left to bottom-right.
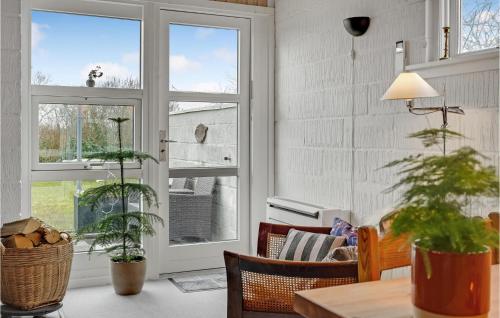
{"left": 266, "top": 197, "right": 350, "bottom": 227}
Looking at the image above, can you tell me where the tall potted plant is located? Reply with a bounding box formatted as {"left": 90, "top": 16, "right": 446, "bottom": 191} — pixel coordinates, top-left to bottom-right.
{"left": 78, "top": 118, "right": 164, "bottom": 295}
{"left": 385, "top": 129, "right": 499, "bottom": 318}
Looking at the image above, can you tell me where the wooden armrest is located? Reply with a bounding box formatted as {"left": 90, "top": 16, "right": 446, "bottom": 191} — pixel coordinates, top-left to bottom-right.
{"left": 224, "top": 250, "right": 358, "bottom": 315}
{"left": 237, "top": 253, "right": 358, "bottom": 278}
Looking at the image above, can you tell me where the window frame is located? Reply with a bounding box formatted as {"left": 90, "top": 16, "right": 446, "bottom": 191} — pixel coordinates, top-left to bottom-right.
{"left": 30, "top": 8, "right": 143, "bottom": 89}
{"left": 28, "top": 3, "right": 146, "bottom": 235}
{"left": 31, "top": 93, "right": 143, "bottom": 171}
{"left": 439, "top": 0, "right": 499, "bottom": 59}
{"left": 21, "top": 0, "right": 275, "bottom": 286}
{"left": 411, "top": 0, "right": 499, "bottom": 77}
{"left": 163, "top": 11, "right": 248, "bottom": 175}
{"left": 158, "top": 9, "right": 252, "bottom": 273}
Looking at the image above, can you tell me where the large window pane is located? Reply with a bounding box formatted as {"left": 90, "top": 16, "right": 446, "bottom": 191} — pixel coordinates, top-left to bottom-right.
{"left": 31, "top": 10, "right": 141, "bottom": 88}
{"left": 169, "top": 176, "right": 237, "bottom": 245}
{"left": 169, "top": 24, "right": 238, "bottom": 93}
{"left": 38, "top": 103, "right": 134, "bottom": 163}
{"left": 169, "top": 102, "right": 237, "bottom": 168}
{"left": 32, "top": 179, "right": 140, "bottom": 252}
{"left": 461, "top": 0, "right": 500, "bottom": 53}
{"left": 31, "top": 179, "right": 140, "bottom": 232}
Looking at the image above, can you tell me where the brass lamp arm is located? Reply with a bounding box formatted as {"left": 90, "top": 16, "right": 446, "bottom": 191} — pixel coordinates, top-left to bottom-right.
{"left": 405, "top": 99, "right": 465, "bottom": 129}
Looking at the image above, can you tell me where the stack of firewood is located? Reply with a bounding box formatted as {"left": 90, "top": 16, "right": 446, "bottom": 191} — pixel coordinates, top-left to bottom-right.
{"left": 1, "top": 217, "right": 71, "bottom": 249}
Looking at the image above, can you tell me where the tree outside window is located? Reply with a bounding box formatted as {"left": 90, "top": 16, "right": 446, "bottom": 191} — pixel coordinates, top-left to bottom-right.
{"left": 461, "top": 0, "right": 500, "bottom": 52}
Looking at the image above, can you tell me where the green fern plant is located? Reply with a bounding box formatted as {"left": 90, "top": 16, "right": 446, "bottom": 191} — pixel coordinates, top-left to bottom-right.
{"left": 77, "top": 118, "right": 164, "bottom": 262}
{"left": 384, "top": 128, "right": 499, "bottom": 255}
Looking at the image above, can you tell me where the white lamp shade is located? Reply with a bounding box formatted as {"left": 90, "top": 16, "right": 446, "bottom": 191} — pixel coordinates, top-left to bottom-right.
{"left": 381, "top": 72, "right": 439, "bottom": 100}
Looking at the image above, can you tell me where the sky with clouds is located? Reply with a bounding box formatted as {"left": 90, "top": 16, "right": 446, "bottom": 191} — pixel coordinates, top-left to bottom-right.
{"left": 31, "top": 10, "right": 238, "bottom": 93}
{"left": 169, "top": 24, "right": 237, "bottom": 93}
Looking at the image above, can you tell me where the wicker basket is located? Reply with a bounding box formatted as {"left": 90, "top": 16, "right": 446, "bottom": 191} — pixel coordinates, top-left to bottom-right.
{"left": 0, "top": 240, "right": 73, "bottom": 310}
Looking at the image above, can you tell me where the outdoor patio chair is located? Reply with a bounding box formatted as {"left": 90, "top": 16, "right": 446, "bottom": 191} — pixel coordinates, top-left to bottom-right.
{"left": 169, "top": 177, "right": 215, "bottom": 243}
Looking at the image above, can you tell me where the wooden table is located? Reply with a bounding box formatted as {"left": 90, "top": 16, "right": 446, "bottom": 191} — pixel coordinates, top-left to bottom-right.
{"left": 294, "top": 265, "right": 499, "bottom": 318}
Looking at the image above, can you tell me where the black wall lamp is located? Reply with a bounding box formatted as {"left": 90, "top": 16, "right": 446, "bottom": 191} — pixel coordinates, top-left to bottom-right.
{"left": 343, "top": 17, "right": 371, "bottom": 37}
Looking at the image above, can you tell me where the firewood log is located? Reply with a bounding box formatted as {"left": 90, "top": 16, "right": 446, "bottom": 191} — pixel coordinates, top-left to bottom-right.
{"left": 25, "top": 231, "right": 42, "bottom": 246}
{"left": 39, "top": 226, "right": 61, "bottom": 244}
{"left": 2, "top": 235, "right": 34, "bottom": 249}
{"left": 59, "top": 232, "right": 71, "bottom": 241}
{"left": 1, "top": 218, "right": 42, "bottom": 237}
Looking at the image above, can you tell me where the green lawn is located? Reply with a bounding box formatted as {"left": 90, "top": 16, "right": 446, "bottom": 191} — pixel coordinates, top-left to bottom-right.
{"left": 32, "top": 179, "right": 140, "bottom": 232}
{"left": 31, "top": 180, "right": 103, "bottom": 232}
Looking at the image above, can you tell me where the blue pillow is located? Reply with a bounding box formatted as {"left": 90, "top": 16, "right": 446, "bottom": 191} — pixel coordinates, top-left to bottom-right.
{"left": 330, "top": 217, "right": 358, "bottom": 246}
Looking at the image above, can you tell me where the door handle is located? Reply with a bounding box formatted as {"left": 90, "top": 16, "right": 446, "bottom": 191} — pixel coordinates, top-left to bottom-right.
{"left": 160, "top": 139, "right": 176, "bottom": 155}
{"left": 159, "top": 130, "right": 176, "bottom": 162}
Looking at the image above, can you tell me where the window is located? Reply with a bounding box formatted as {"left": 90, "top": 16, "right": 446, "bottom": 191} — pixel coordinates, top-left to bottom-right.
{"left": 31, "top": 10, "right": 141, "bottom": 88}
{"left": 460, "top": 0, "right": 499, "bottom": 53}
{"left": 169, "top": 24, "right": 238, "bottom": 93}
{"left": 32, "top": 97, "right": 141, "bottom": 170}
{"left": 30, "top": 9, "right": 143, "bottom": 241}
{"left": 38, "top": 104, "right": 135, "bottom": 163}
{"left": 31, "top": 179, "right": 140, "bottom": 233}
{"left": 169, "top": 101, "right": 237, "bottom": 168}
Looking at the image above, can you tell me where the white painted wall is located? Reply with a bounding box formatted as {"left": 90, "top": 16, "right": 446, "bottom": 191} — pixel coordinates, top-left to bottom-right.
{"left": 0, "top": 0, "right": 22, "bottom": 224}
{"left": 274, "top": 0, "right": 499, "bottom": 225}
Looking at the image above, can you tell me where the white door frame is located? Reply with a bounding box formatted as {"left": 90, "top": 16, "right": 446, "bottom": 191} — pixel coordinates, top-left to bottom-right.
{"left": 158, "top": 10, "right": 251, "bottom": 273}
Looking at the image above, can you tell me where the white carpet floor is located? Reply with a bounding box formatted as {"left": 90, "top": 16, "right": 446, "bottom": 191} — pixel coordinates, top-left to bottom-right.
{"left": 61, "top": 270, "right": 227, "bottom": 318}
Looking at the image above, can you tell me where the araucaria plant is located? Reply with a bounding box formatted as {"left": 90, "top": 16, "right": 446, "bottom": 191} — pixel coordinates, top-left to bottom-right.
{"left": 385, "top": 128, "right": 499, "bottom": 255}
{"left": 78, "top": 118, "right": 163, "bottom": 262}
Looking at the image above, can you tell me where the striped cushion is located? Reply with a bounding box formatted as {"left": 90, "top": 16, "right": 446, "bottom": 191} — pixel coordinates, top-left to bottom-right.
{"left": 278, "top": 229, "right": 346, "bottom": 261}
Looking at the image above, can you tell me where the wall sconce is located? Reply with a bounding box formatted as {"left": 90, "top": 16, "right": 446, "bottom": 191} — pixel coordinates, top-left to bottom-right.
{"left": 343, "top": 17, "right": 370, "bottom": 37}
{"left": 381, "top": 72, "right": 464, "bottom": 129}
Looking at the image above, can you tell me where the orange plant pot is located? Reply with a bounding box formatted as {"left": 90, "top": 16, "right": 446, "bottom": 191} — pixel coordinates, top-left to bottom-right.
{"left": 412, "top": 245, "right": 491, "bottom": 318}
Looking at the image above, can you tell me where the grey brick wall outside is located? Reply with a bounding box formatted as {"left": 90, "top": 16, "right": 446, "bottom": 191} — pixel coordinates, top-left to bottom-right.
{"left": 170, "top": 107, "right": 238, "bottom": 241}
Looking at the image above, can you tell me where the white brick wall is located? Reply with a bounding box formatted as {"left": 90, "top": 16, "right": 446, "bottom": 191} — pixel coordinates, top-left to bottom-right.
{"left": 1, "top": 0, "right": 22, "bottom": 224}
{"left": 275, "top": 0, "right": 499, "bottom": 225}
